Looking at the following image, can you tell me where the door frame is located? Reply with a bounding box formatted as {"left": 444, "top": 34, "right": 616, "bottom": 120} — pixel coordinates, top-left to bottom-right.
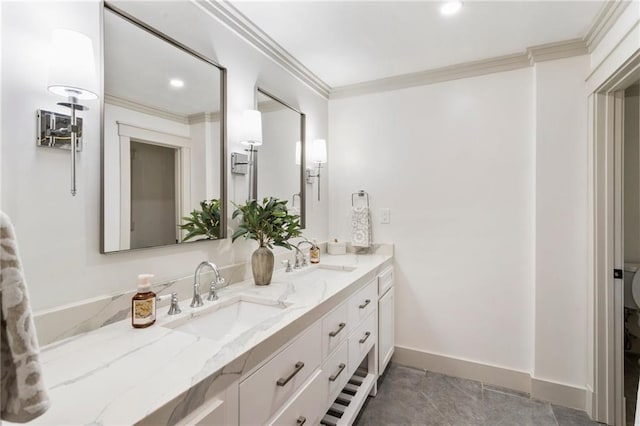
{"left": 591, "top": 51, "right": 640, "bottom": 425}
{"left": 117, "top": 122, "right": 191, "bottom": 250}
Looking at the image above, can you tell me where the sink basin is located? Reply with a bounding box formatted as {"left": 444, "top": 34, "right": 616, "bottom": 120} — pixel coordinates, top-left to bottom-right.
{"left": 166, "top": 296, "right": 289, "bottom": 342}
{"left": 293, "top": 264, "right": 356, "bottom": 284}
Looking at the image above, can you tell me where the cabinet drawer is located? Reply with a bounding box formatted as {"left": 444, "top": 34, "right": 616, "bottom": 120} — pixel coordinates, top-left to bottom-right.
{"left": 378, "top": 267, "right": 394, "bottom": 296}
{"left": 240, "top": 322, "right": 321, "bottom": 425}
{"left": 348, "top": 279, "right": 377, "bottom": 329}
{"left": 322, "top": 340, "right": 349, "bottom": 404}
{"left": 322, "top": 302, "right": 349, "bottom": 360}
{"left": 267, "top": 369, "right": 327, "bottom": 426}
{"left": 348, "top": 311, "right": 377, "bottom": 375}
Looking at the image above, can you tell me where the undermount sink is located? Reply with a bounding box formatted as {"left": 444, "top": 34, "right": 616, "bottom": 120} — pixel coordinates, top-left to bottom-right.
{"left": 292, "top": 264, "right": 357, "bottom": 283}
{"left": 166, "top": 296, "right": 289, "bottom": 342}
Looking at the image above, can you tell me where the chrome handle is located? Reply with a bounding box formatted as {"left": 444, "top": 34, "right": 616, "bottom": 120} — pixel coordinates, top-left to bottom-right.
{"left": 359, "top": 299, "right": 371, "bottom": 309}
{"left": 359, "top": 331, "right": 371, "bottom": 344}
{"left": 276, "top": 361, "right": 304, "bottom": 386}
{"left": 296, "top": 416, "right": 306, "bottom": 425}
{"left": 168, "top": 292, "right": 181, "bottom": 315}
{"left": 329, "top": 363, "right": 346, "bottom": 382}
{"left": 329, "top": 322, "right": 346, "bottom": 337}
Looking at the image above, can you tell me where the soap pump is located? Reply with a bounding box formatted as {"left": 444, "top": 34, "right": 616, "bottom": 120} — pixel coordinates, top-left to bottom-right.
{"left": 132, "top": 274, "right": 156, "bottom": 328}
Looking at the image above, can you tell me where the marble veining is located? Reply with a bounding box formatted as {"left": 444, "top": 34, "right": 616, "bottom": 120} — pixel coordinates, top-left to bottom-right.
{"left": 15, "top": 252, "right": 392, "bottom": 425}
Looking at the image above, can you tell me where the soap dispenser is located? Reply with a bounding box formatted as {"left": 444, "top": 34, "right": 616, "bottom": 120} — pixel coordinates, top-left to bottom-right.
{"left": 132, "top": 274, "right": 156, "bottom": 328}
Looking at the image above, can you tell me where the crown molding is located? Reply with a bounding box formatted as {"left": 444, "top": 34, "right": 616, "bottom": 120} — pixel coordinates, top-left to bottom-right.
{"left": 258, "top": 99, "right": 288, "bottom": 114}
{"left": 331, "top": 39, "right": 588, "bottom": 99}
{"left": 527, "top": 39, "right": 588, "bottom": 64}
{"left": 187, "top": 111, "right": 221, "bottom": 124}
{"left": 105, "top": 94, "right": 189, "bottom": 124}
{"left": 583, "top": 0, "right": 632, "bottom": 53}
{"left": 194, "top": 0, "right": 331, "bottom": 99}
{"left": 189, "top": 0, "right": 617, "bottom": 101}
{"left": 105, "top": 94, "right": 220, "bottom": 125}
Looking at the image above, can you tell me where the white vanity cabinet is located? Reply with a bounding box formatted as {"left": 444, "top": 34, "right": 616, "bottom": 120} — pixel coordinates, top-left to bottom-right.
{"left": 232, "top": 265, "right": 393, "bottom": 426}
{"left": 377, "top": 267, "right": 395, "bottom": 375}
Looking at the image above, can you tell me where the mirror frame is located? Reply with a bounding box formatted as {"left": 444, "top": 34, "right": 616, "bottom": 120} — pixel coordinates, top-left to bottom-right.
{"left": 100, "top": 3, "right": 228, "bottom": 253}
{"left": 255, "top": 87, "right": 306, "bottom": 228}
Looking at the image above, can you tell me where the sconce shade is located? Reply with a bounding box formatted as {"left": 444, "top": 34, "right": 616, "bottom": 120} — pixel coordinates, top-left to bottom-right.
{"left": 240, "top": 110, "right": 262, "bottom": 146}
{"left": 295, "top": 141, "right": 302, "bottom": 166}
{"left": 47, "top": 29, "right": 98, "bottom": 100}
{"left": 312, "top": 139, "right": 327, "bottom": 164}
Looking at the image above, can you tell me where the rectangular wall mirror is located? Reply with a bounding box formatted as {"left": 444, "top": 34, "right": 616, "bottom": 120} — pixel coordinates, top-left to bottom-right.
{"left": 254, "top": 88, "right": 306, "bottom": 227}
{"left": 102, "top": 5, "right": 227, "bottom": 253}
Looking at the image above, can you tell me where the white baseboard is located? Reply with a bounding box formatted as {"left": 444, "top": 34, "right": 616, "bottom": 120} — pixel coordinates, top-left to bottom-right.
{"left": 530, "top": 378, "right": 587, "bottom": 411}
{"left": 392, "top": 345, "right": 587, "bottom": 412}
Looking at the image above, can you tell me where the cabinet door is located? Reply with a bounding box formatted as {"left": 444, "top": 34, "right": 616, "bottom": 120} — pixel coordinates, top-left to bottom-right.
{"left": 378, "top": 287, "right": 395, "bottom": 375}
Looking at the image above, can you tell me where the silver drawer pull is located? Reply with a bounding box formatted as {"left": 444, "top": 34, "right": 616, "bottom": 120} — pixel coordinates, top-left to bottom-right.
{"left": 297, "top": 416, "right": 306, "bottom": 425}
{"left": 329, "top": 322, "right": 346, "bottom": 337}
{"left": 359, "top": 299, "right": 371, "bottom": 309}
{"left": 276, "top": 361, "right": 304, "bottom": 387}
{"left": 329, "top": 363, "right": 346, "bottom": 382}
{"left": 359, "top": 331, "right": 371, "bottom": 344}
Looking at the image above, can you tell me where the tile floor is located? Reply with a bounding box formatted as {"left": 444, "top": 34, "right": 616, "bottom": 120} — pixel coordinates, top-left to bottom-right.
{"left": 354, "top": 364, "right": 601, "bottom": 426}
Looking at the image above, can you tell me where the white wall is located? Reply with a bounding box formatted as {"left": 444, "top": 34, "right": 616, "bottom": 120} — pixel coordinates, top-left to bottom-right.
{"left": 533, "top": 56, "right": 589, "bottom": 388}
{"left": 329, "top": 68, "right": 536, "bottom": 374}
{"left": 0, "top": 0, "right": 328, "bottom": 311}
{"left": 329, "top": 56, "right": 591, "bottom": 391}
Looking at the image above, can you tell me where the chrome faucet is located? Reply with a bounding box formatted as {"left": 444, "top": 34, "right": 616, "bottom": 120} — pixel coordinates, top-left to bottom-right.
{"left": 191, "top": 261, "right": 225, "bottom": 307}
{"left": 296, "top": 240, "right": 315, "bottom": 268}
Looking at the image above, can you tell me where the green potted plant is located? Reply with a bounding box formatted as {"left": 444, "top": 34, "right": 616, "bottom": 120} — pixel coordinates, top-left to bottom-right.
{"left": 179, "top": 199, "right": 221, "bottom": 242}
{"left": 232, "top": 197, "right": 302, "bottom": 285}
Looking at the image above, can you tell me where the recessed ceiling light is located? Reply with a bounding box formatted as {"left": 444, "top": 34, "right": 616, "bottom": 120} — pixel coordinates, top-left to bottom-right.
{"left": 441, "top": 0, "right": 462, "bottom": 16}
{"left": 169, "top": 78, "right": 184, "bottom": 88}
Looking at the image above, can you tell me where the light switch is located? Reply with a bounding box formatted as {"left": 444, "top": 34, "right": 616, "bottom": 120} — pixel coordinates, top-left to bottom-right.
{"left": 380, "top": 208, "right": 391, "bottom": 224}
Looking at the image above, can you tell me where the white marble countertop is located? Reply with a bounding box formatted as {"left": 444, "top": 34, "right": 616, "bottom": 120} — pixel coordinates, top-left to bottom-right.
{"left": 25, "top": 253, "right": 392, "bottom": 425}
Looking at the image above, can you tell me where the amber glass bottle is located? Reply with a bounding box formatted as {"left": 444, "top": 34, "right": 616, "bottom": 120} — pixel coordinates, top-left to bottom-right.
{"left": 132, "top": 274, "right": 156, "bottom": 328}
{"left": 310, "top": 240, "right": 320, "bottom": 264}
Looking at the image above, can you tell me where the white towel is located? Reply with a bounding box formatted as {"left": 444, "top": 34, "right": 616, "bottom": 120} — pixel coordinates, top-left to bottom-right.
{"left": 0, "top": 212, "right": 50, "bottom": 423}
{"left": 351, "top": 206, "right": 372, "bottom": 248}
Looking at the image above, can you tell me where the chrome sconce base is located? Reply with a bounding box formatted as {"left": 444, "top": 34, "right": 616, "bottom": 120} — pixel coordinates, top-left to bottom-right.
{"left": 306, "top": 165, "right": 322, "bottom": 201}
{"left": 37, "top": 98, "right": 88, "bottom": 196}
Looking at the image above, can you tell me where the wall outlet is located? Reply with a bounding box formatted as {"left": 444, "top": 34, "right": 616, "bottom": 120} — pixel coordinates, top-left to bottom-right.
{"left": 380, "top": 208, "right": 391, "bottom": 224}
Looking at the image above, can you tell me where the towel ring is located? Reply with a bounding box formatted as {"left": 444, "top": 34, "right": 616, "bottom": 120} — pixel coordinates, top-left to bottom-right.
{"left": 351, "top": 190, "right": 370, "bottom": 208}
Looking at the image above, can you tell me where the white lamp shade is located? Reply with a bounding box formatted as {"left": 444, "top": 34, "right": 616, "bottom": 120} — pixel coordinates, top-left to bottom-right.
{"left": 295, "top": 141, "right": 302, "bottom": 165}
{"left": 47, "top": 29, "right": 98, "bottom": 100}
{"left": 240, "top": 110, "right": 262, "bottom": 146}
{"left": 312, "top": 139, "right": 327, "bottom": 164}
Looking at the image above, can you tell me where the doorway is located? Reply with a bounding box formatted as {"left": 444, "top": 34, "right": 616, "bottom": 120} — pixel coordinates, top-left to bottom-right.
{"left": 130, "top": 140, "right": 178, "bottom": 249}
{"left": 623, "top": 82, "right": 640, "bottom": 425}
{"left": 592, "top": 52, "right": 640, "bottom": 426}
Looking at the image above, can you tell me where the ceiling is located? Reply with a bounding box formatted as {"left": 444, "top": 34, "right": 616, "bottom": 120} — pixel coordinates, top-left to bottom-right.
{"left": 231, "top": 1, "right": 605, "bottom": 88}
{"left": 104, "top": 8, "right": 221, "bottom": 117}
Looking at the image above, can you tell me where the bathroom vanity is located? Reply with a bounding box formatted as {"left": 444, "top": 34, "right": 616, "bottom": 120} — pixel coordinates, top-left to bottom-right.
{"left": 23, "top": 252, "right": 393, "bottom": 425}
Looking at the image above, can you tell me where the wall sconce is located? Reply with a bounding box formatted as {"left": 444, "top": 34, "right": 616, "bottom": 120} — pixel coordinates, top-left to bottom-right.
{"left": 239, "top": 109, "right": 262, "bottom": 200}
{"left": 44, "top": 29, "right": 98, "bottom": 196}
{"left": 295, "top": 141, "right": 301, "bottom": 166}
{"left": 306, "top": 139, "right": 327, "bottom": 201}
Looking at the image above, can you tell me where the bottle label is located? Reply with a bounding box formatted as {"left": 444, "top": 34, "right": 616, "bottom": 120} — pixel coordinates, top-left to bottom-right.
{"left": 133, "top": 298, "right": 156, "bottom": 325}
